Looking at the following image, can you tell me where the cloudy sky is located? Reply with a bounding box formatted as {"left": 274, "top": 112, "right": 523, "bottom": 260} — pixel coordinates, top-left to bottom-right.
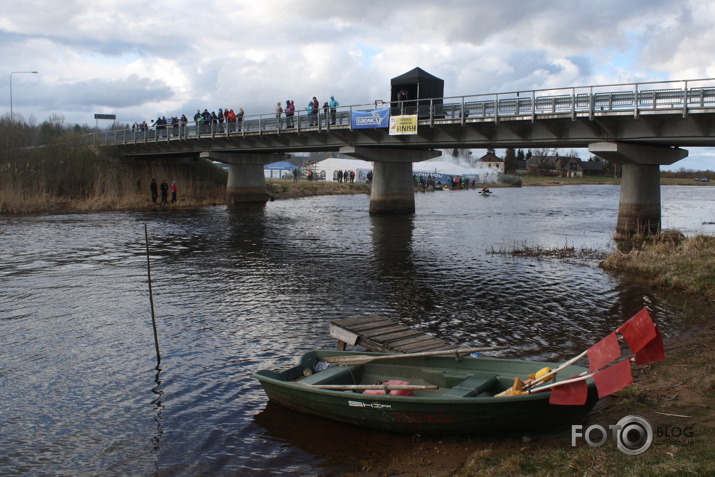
{"left": 4, "top": 0, "right": 715, "bottom": 170}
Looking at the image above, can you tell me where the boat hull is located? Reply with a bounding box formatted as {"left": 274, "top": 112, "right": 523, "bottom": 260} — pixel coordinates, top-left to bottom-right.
{"left": 253, "top": 351, "right": 598, "bottom": 434}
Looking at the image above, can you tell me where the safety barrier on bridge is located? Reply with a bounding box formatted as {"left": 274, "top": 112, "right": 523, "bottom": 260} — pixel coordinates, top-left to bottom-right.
{"left": 93, "top": 78, "right": 715, "bottom": 146}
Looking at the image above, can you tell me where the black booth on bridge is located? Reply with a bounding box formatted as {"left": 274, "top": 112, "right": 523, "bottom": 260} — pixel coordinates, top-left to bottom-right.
{"left": 390, "top": 67, "right": 444, "bottom": 118}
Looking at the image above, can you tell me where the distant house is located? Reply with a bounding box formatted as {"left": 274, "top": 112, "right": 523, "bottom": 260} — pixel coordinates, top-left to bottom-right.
{"left": 476, "top": 152, "right": 505, "bottom": 174}
{"left": 527, "top": 155, "right": 586, "bottom": 177}
{"left": 580, "top": 160, "right": 604, "bottom": 176}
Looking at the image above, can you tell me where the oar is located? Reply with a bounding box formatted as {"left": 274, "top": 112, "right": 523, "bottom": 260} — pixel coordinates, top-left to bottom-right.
{"left": 527, "top": 371, "right": 591, "bottom": 393}
{"left": 321, "top": 346, "right": 508, "bottom": 365}
{"left": 522, "top": 350, "right": 588, "bottom": 391}
{"left": 495, "top": 350, "right": 588, "bottom": 397}
{"left": 300, "top": 383, "right": 439, "bottom": 391}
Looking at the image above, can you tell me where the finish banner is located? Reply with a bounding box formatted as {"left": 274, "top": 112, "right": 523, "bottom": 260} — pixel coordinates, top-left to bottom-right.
{"left": 350, "top": 108, "right": 390, "bottom": 129}
{"left": 389, "top": 115, "right": 418, "bottom": 135}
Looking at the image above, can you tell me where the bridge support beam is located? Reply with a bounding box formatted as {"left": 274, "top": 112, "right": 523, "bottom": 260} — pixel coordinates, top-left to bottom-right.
{"left": 588, "top": 142, "right": 688, "bottom": 235}
{"left": 199, "top": 151, "right": 288, "bottom": 205}
{"left": 340, "top": 146, "right": 441, "bottom": 214}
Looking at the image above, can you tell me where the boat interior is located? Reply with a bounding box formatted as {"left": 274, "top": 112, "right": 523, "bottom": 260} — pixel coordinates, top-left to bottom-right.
{"left": 278, "top": 359, "right": 527, "bottom": 398}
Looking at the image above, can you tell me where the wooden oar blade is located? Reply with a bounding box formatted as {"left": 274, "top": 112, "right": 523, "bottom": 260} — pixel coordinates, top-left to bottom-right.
{"left": 593, "top": 359, "right": 633, "bottom": 398}
{"left": 548, "top": 379, "right": 589, "bottom": 406}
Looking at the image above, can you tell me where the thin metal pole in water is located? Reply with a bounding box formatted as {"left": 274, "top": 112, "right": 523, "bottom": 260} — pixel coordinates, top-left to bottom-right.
{"left": 144, "top": 224, "right": 161, "bottom": 366}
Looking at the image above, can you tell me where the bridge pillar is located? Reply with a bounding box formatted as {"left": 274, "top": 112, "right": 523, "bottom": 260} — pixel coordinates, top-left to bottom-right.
{"left": 340, "top": 146, "right": 441, "bottom": 214}
{"left": 588, "top": 142, "right": 688, "bottom": 235}
{"left": 199, "top": 151, "right": 288, "bottom": 205}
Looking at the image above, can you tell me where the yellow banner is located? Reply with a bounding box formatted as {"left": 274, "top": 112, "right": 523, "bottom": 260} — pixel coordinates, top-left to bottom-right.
{"left": 389, "top": 115, "right": 418, "bottom": 135}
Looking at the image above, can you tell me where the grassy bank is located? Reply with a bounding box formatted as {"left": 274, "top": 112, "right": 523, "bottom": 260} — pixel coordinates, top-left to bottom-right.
{"left": 519, "top": 175, "right": 715, "bottom": 187}
{"left": 267, "top": 179, "right": 370, "bottom": 198}
{"left": 601, "top": 232, "right": 715, "bottom": 298}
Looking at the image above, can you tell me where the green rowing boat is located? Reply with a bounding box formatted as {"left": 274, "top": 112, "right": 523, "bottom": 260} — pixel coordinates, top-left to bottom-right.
{"left": 253, "top": 350, "right": 598, "bottom": 434}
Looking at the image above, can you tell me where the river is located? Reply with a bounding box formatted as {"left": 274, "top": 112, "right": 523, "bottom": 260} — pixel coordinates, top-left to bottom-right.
{"left": 1, "top": 185, "right": 713, "bottom": 476}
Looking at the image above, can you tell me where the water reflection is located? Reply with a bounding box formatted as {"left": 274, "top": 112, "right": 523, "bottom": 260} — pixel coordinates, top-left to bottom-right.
{"left": 370, "top": 214, "right": 439, "bottom": 320}
{"left": 1, "top": 186, "right": 712, "bottom": 476}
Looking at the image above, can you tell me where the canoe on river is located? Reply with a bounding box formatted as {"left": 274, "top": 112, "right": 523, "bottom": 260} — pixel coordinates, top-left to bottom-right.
{"left": 253, "top": 350, "right": 598, "bottom": 434}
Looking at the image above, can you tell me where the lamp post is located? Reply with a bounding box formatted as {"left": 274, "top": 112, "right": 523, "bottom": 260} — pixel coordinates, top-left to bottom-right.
{"left": 10, "top": 71, "right": 38, "bottom": 121}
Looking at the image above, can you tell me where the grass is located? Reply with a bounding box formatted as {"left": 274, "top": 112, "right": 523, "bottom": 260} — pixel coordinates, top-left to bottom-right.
{"left": 601, "top": 232, "right": 715, "bottom": 298}
{"left": 454, "top": 435, "right": 715, "bottom": 477}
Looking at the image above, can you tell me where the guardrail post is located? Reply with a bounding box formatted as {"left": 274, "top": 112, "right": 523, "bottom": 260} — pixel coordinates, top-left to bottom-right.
{"left": 494, "top": 93, "right": 499, "bottom": 124}
{"left": 683, "top": 80, "right": 688, "bottom": 118}
{"left": 571, "top": 87, "right": 576, "bottom": 120}
{"left": 460, "top": 97, "right": 465, "bottom": 126}
{"left": 429, "top": 98, "right": 434, "bottom": 127}
{"left": 634, "top": 83, "right": 639, "bottom": 119}
{"left": 531, "top": 90, "right": 536, "bottom": 122}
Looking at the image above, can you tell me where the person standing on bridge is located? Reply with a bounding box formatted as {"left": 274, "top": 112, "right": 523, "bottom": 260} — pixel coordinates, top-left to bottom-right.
{"left": 275, "top": 102, "right": 283, "bottom": 129}
{"left": 312, "top": 97, "right": 319, "bottom": 126}
{"left": 237, "top": 108, "right": 244, "bottom": 131}
{"left": 329, "top": 96, "right": 339, "bottom": 124}
{"left": 307, "top": 101, "right": 315, "bottom": 126}
{"left": 150, "top": 178, "right": 158, "bottom": 203}
{"left": 160, "top": 180, "right": 169, "bottom": 204}
{"left": 285, "top": 100, "right": 294, "bottom": 128}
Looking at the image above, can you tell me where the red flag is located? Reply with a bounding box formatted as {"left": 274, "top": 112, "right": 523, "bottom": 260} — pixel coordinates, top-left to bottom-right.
{"left": 549, "top": 379, "right": 589, "bottom": 406}
{"left": 635, "top": 326, "right": 666, "bottom": 365}
{"left": 593, "top": 359, "right": 633, "bottom": 398}
{"left": 617, "top": 308, "right": 657, "bottom": 354}
{"left": 587, "top": 332, "right": 621, "bottom": 372}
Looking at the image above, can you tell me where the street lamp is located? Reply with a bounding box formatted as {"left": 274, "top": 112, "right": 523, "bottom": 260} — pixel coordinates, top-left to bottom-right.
{"left": 10, "top": 71, "right": 38, "bottom": 121}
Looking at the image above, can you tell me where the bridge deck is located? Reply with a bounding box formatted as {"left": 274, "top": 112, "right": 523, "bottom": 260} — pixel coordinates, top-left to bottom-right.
{"left": 329, "top": 316, "right": 452, "bottom": 353}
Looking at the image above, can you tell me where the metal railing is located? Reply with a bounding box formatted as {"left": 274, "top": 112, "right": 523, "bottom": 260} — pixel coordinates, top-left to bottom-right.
{"left": 93, "top": 78, "right": 715, "bottom": 146}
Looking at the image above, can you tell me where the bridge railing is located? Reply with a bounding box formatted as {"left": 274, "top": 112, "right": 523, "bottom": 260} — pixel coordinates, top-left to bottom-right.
{"left": 92, "top": 78, "right": 715, "bottom": 146}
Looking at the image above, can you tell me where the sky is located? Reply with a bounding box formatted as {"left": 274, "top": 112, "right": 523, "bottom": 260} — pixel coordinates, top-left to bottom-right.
{"left": 3, "top": 0, "right": 715, "bottom": 171}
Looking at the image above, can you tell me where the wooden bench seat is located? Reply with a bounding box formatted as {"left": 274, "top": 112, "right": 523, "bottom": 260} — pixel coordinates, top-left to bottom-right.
{"left": 299, "top": 365, "right": 361, "bottom": 385}
{"left": 442, "top": 375, "right": 498, "bottom": 397}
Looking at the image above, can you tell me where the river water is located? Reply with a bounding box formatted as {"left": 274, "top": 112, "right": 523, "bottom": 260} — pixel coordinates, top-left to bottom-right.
{"left": 1, "top": 185, "right": 713, "bottom": 476}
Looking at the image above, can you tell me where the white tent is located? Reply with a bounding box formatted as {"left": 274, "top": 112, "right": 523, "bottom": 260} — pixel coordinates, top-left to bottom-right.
{"left": 313, "top": 158, "right": 373, "bottom": 182}
{"left": 413, "top": 160, "right": 500, "bottom": 184}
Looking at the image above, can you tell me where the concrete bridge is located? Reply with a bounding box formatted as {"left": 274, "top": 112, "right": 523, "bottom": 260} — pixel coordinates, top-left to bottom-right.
{"left": 96, "top": 78, "right": 715, "bottom": 234}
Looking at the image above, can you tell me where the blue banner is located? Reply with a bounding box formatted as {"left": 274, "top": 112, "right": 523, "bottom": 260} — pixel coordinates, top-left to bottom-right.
{"left": 350, "top": 108, "right": 390, "bottom": 129}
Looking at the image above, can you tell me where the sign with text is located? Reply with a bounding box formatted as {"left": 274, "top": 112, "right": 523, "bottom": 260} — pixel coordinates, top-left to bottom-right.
{"left": 350, "top": 108, "right": 390, "bottom": 129}
{"left": 389, "top": 115, "right": 418, "bottom": 135}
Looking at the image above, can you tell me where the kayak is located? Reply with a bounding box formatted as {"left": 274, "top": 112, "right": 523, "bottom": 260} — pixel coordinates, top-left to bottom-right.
{"left": 253, "top": 350, "right": 598, "bottom": 434}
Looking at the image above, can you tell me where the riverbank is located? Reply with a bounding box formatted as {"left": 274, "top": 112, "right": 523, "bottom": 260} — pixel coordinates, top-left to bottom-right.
{"left": 339, "top": 235, "right": 715, "bottom": 477}
{"left": 520, "top": 175, "right": 715, "bottom": 187}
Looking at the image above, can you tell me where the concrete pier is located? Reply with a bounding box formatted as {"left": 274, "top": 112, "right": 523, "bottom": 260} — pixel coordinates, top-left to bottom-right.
{"left": 340, "top": 146, "right": 441, "bottom": 214}
{"left": 588, "top": 142, "right": 688, "bottom": 235}
{"left": 200, "top": 151, "right": 287, "bottom": 205}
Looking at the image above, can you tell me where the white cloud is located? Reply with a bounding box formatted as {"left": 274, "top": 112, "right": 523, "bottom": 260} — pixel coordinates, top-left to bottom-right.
{"left": 1, "top": 0, "right": 714, "bottom": 170}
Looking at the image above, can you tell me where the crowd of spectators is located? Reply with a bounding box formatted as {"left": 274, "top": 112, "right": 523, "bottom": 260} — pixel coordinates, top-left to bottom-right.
{"left": 131, "top": 95, "right": 339, "bottom": 136}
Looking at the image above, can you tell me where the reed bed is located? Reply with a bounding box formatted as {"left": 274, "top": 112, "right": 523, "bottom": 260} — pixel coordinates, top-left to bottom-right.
{"left": 488, "top": 242, "right": 606, "bottom": 262}
{"left": 0, "top": 148, "right": 228, "bottom": 215}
